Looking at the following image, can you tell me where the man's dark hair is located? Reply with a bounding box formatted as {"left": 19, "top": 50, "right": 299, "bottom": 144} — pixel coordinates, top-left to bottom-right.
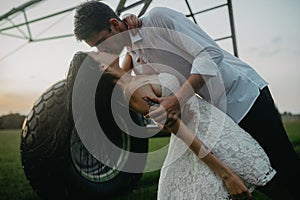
{"left": 74, "top": 1, "right": 120, "bottom": 41}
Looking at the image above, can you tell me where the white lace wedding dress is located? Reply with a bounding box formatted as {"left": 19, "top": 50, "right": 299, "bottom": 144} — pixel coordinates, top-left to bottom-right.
{"left": 156, "top": 73, "right": 276, "bottom": 200}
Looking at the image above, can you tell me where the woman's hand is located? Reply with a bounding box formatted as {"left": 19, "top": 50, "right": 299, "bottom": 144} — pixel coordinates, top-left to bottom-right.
{"left": 122, "top": 14, "right": 142, "bottom": 35}
{"left": 223, "top": 173, "right": 253, "bottom": 200}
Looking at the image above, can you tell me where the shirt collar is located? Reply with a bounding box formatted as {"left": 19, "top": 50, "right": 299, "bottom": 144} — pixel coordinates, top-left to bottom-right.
{"left": 129, "top": 30, "right": 142, "bottom": 46}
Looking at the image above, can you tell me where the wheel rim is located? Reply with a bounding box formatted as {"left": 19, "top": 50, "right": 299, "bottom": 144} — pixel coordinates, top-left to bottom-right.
{"left": 70, "top": 128, "right": 131, "bottom": 183}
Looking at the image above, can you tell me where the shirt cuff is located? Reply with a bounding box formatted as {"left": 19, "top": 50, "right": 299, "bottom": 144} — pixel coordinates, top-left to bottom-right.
{"left": 190, "top": 56, "right": 219, "bottom": 77}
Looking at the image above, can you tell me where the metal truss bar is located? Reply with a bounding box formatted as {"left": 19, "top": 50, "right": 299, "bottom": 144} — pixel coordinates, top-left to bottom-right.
{"left": 31, "top": 34, "right": 74, "bottom": 42}
{"left": 184, "top": 0, "right": 238, "bottom": 57}
{"left": 116, "top": 0, "right": 127, "bottom": 15}
{"left": 0, "top": 32, "right": 27, "bottom": 39}
{"left": 116, "top": 0, "right": 152, "bottom": 17}
{"left": 116, "top": 0, "right": 145, "bottom": 14}
{"left": 186, "top": 3, "right": 228, "bottom": 17}
{"left": 0, "top": 0, "right": 43, "bottom": 21}
{"left": 22, "top": 10, "right": 32, "bottom": 41}
{"left": 6, "top": 18, "right": 28, "bottom": 39}
{"left": 214, "top": 35, "right": 232, "bottom": 42}
{"left": 227, "top": 0, "right": 238, "bottom": 57}
{"left": 185, "top": 0, "right": 197, "bottom": 24}
{"left": 138, "top": 0, "right": 152, "bottom": 17}
{"left": 0, "top": 7, "right": 75, "bottom": 32}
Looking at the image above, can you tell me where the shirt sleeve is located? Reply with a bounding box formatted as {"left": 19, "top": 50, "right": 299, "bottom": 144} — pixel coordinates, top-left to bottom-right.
{"left": 191, "top": 51, "right": 219, "bottom": 76}
{"left": 145, "top": 7, "right": 223, "bottom": 77}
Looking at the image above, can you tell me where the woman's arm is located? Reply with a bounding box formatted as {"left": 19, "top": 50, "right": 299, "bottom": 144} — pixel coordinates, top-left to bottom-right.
{"left": 124, "top": 78, "right": 160, "bottom": 115}
{"left": 123, "top": 80, "right": 252, "bottom": 199}
{"left": 120, "top": 52, "right": 134, "bottom": 72}
{"left": 103, "top": 57, "right": 252, "bottom": 199}
{"left": 168, "top": 120, "right": 253, "bottom": 200}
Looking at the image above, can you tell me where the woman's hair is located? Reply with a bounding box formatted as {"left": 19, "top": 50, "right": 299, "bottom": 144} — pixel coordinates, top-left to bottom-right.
{"left": 66, "top": 51, "right": 119, "bottom": 136}
{"left": 66, "top": 51, "right": 146, "bottom": 149}
{"left": 74, "top": 1, "right": 120, "bottom": 41}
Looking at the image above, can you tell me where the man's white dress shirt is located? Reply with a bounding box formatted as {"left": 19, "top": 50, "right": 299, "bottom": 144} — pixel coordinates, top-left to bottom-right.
{"left": 127, "top": 7, "right": 268, "bottom": 123}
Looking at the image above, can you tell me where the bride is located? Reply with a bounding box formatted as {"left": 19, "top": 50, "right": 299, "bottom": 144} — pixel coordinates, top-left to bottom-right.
{"left": 89, "top": 51, "right": 277, "bottom": 200}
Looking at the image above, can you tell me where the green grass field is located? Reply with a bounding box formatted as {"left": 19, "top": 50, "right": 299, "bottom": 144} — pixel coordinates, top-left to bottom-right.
{"left": 0, "top": 121, "right": 299, "bottom": 200}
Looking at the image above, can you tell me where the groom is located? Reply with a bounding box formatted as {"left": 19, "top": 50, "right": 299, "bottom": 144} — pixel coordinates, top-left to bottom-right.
{"left": 73, "top": 1, "right": 300, "bottom": 199}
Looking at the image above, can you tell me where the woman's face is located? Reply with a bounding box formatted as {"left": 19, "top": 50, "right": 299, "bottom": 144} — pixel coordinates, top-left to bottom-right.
{"left": 89, "top": 51, "right": 119, "bottom": 70}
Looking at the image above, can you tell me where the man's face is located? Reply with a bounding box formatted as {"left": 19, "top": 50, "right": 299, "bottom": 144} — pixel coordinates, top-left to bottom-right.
{"left": 84, "top": 18, "right": 129, "bottom": 54}
{"left": 85, "top": 29, "right": 113, "bottom": 48}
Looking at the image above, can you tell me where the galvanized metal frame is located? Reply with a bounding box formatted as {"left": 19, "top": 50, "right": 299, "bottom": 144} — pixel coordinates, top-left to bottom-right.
{"left": 0, "top": 0, "right": 238, "bottom": 56}
{"left": 184, "top": 0, "right": 238, "bottom": 56}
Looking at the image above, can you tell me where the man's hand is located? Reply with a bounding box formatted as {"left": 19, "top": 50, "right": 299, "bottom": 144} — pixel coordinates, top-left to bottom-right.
{"left": 223, "top": 173, "right": 253, "bottom": 200}
{"left": 145, "top": 95, "right": 181, "bottom": 130}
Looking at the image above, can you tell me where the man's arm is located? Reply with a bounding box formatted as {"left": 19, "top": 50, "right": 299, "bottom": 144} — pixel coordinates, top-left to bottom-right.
{"left": 141, "top": 8, "right": 223, "bottom": 128}
{"left": 176, "top": 74, "right": 205, "bottom": 102}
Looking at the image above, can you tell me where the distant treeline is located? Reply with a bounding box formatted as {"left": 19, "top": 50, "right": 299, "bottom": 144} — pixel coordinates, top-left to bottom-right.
{"left": 0, "top": 113, "right": 26, "bottom": 129}
{"left": 0, "top": 112, "right": 298, "bottom": 130}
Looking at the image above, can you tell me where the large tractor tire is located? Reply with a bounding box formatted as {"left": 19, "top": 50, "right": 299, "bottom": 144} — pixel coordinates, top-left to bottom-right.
{"left": 21, "top": 77, "right": 148, "bottom": 198}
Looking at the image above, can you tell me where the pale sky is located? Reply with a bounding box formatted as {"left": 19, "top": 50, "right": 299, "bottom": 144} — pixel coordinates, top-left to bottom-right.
{"left": 0, "top": 0, "right": 299, "bottom": 115}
